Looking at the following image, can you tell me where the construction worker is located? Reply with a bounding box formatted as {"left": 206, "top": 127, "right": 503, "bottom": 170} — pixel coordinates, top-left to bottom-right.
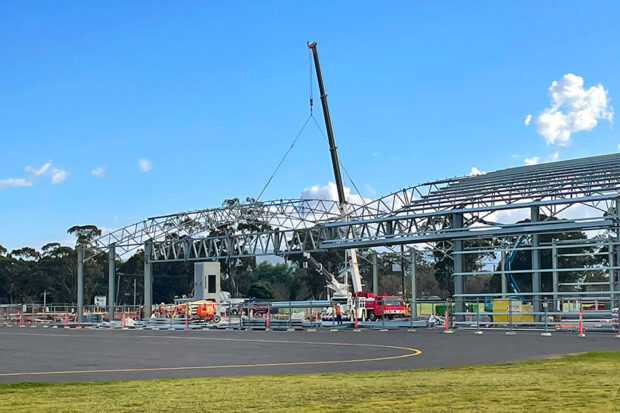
{"left": 334, "top": 304, "right": 342, "bottom": 326}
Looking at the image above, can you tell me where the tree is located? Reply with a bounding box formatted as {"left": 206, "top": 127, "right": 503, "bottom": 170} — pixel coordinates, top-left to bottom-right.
{"left": 433, "top": 234, "right": 495, "bottom": 297}
{"left": 490, "top": 217, "right": 597, "bottom": 293}
{"left": 247, "top": 280, "right": 275, "bottom": 299}
{"left": 11, "top": 247, "right": 40, "bottom": 261}
{"left": 42, "top": 243, "right": 61, "bottom": 256}
{"left": 67, "top": 225, "right": 102, "bottom": 246}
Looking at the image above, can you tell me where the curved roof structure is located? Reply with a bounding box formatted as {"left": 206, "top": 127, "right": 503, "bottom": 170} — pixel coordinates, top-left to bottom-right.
{"left": 89, "top": 153, "right": 620, "bottom": 260}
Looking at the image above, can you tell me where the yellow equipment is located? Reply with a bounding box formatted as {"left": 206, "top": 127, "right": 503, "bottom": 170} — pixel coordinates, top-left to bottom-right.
{"left": 492, "top": 298, "right": 533, "bottom": 323}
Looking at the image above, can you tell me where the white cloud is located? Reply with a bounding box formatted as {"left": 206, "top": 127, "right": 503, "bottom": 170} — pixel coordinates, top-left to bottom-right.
{"left": 50, "top": 168, "right": 69, "bottom": 184}
{"left": 550, "top": 151, "right": 559, "bottom": 162}
{"left": 3, "top": 161, "right": 69, "bottom": 188}
{"left": 524, "top": 114, "right": 532, "bottom": 126}
{"left": 532, "top": 73, "right": 613, "bottom": 144}
{"left": 25, "top": 161, "right": 52, "bottom": 176}
{"left": 91, "top": 166, "right": 106, "bottom": 179}
{"left": 0, "top": 178, "right": 33, "bottom": 189}
{"left": 138, "top": 158, "right": 152, "bottom": 172}
{"left": 300, "top": 182, "right": 370, "bottom": 206}
{"left": 524, "top": 157, "right": 539, "bottom": 166}
{"left": 469, "top": 167, "right": 484, "bottom": 176}
{"left": 363, "top": 183, "right": 377, "bottom": 197}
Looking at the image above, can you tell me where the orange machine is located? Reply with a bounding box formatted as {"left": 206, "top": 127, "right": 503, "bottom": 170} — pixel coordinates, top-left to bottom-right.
{"left": 172, "top": 300, "right": 221, "bottom": 323}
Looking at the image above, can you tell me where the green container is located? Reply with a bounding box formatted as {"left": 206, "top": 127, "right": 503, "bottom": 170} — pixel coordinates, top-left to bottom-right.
{"left": 436, "top": 304, "right": 453, "bottom": 315}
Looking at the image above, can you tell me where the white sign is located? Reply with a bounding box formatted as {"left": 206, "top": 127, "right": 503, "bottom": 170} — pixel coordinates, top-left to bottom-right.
{"left": 94, "top": 295, "right": 107, "bottom": 307}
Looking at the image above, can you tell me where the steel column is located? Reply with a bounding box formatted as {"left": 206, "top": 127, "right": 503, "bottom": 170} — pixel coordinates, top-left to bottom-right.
{"left": 552, "top": 239, "right": 559, "bottom": 311}
{"left": 410, "top": 248, "right": 417, "bottom": 319}
{"left": 500, "top": 251, "right": 507, "bottom": 297}
{"left": 452, "top": 213, "right": 465, "bottom": 318}
{"left": 77, "top": 246, "right": 84, "bottom": 323}
{"left": 372, "top": 251, "right": 378, "bottom": 296}
{"left": 144, "top": 241, "right": 153, "bottom": 318}
{"left": 609, "top": 241, "right": 615, "bottom": 308}
{"left": 616, "top": 197, "right": 620, "bottom": 308}
{"left": 531, "top": 206, "right": 542, "bottom": 320}
{"left": 108, "top": 244, "right": 116, "bottom": 321}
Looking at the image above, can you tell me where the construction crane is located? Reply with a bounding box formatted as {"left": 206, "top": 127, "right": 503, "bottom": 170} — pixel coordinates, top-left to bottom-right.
{"left": 303, "top": 252, "right": 351, "bottom": 299}
{"left": 307, "top": 41, "right": 364, "bottom": 298}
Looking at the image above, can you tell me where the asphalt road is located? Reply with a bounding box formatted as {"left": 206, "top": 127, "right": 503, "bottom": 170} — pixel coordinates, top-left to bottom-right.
{"left": 0, "top": 327, "right": 617, "bottom": 383}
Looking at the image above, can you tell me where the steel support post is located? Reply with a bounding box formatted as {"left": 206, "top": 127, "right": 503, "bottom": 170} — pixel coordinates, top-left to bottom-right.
{"left": 616, "top": 197, "right": 620, "bottom": 308}
{"left": 77, "top": 246, "right": 84, "bottom": 323}
{"left": 108, "top": 244, "right": 116, "bottom": 321}
{"left": 144, "top": 241, "right": 153, "bottom": 318}
{"left": 531, "top": 206, "right": 542, "bottom": 320}
{"left": 552, "top": 239, "right": 559, "bottom": 311}
{"left": 609, "top": 241, "right": 615, "bottom": 309}
{"left": 372, "top": 250, "right": 378, "bottom": 296}
{"left": 410, "top": 248, "right": 417, "bottom": 319}
{"left": 500, "top": 251, "right": 507, "bottom": 297}
{"left": 400, "top": 244, "right": 406, "bottom": 298}
{"left": 452, "top": 213, "right": 465, "bottom": 319}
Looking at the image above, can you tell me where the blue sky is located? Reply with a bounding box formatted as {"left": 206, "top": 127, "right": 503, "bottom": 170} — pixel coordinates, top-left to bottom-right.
{"left": 1, "top": 2, "right": 619, "bottom": 251}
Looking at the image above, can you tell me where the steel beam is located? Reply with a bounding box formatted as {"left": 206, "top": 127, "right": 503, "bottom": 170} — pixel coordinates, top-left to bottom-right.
{"left": 108, "top": 244, "right": 115, "bottom": 321}
{"left": 144, "top": 241, "right": 153, "bottom": 318}
{"left": 608, "top": 241, "right": 615, "bottom": 308}
{"left": 616, "top": 197, "right": 620, "bottom": 308}
{"left": 531, "top": 206, "right": 541, "bottom": 320}
{"left": 500, "top": 251, "right": 507, "bottom": 297}
{"left": 77, "top": 246, "right": 84, "bottom": 323}
{"left": 453, "top": 213, "right": 465, "bottom": 319}
{"left": 410, "top": 248, "right": 417, "bottom": 319}
{"left": 372, "top": 250, "right": 378, "bottom": 296}
{"left": 552, "top": 239, "right": 559, "bottom": 311}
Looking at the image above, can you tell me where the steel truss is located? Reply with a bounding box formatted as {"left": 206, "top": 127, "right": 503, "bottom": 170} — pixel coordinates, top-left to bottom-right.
{"left": 110, "top": 153, "right": 620, "bottom": 262}
{"left": 78, "top": 153, "right": 620, "bottom": 322}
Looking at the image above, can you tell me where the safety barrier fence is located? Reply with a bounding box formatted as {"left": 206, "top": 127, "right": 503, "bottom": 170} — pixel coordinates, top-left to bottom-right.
{"left": 451, "top": 291, "right": 620, "bottom": 334}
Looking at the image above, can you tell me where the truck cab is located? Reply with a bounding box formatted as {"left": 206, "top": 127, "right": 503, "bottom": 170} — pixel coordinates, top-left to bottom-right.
{"left": 357, "top": 292, "right": 406, "bottom": 321}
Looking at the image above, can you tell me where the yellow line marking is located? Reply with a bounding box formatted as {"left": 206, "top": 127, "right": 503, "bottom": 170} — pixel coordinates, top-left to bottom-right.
{"left": 0, "top": 331, "right": 421, "bottom": 378}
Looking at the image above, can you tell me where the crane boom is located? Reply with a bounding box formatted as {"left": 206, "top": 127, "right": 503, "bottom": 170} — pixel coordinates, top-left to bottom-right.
{"left": 303, "top": 252, "right": 350, "bottom": 298}
{"left": 307, "top": 41, "right": 363, "bottom": 294}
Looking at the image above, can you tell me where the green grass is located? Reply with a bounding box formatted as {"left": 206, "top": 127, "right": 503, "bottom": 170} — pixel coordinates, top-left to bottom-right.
{"left": 0, "top": 352, "right": 618, "bottom": 412}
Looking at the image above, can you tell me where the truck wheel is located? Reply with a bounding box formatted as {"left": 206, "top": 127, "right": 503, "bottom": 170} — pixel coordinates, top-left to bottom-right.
{"left": 368, "top": 312, "right": 376, "bottom": 321}
{"left": 231, "top": 309, "right": 239, "bottom": 317}
{"left": 212, "top": 315, "right": 221, "bottom": 324}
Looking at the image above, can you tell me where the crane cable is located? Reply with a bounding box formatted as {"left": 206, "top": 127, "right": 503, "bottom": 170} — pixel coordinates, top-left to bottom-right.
{"left": 256, "top": 49, "right": 363, "bottom": 204}
{"left": 255, "top": 114, "right": 312, "bottom": 202}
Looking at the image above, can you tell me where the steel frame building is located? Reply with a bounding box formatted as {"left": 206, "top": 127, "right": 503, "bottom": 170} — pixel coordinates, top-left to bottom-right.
{"left": 78, "top": 153, "right": 620, "bottom": 320}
